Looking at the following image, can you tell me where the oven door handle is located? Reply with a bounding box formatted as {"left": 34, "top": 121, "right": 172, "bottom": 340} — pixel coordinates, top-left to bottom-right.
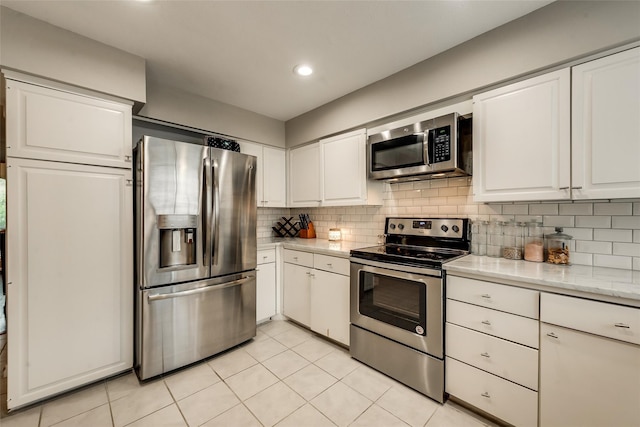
{"left": 351, "top": 257, "right": 442, "bottom": 278}
{"left": 358, "top": 263, "right": 436, "bottom": 282}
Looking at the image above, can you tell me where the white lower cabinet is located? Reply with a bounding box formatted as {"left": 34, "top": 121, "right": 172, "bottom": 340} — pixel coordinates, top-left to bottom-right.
{"left": 445, "top": 275, "right": 539, "bottom": 427}
{"left": 256, "top": 249, "right": 277, "bottom": 323}
{"left": 282, "top": 249, "right": 350, "bottom": 346}
{"left": 7, "top": 158, "right": 133, "bottom": 409}
{"left": 539, "top": 293, "right": 640, "bottom": 427}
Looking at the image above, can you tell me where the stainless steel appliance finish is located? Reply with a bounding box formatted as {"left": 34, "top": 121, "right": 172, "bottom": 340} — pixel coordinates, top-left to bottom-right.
{"left": 134, "top": 136, "right": 257, "bottom": 380}
{"left": 368, "top": 113, "right": 472, "bottom": 182}
{"left": 350, "top": 217, "right": 469, "bottom": 403}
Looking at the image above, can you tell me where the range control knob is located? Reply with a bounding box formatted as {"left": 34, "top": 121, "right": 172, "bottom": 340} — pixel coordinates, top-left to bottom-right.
{"left": 452, "top": 225, "right": 460, "bottom": 233}
{"left": 389, "top": 223, "right": 396, "bottom": 230}
{"left": 398, "top": 223, "right": 405, "bottom": 230}
{"left": 441, "top": 225, "right": 449, "bottom": 232}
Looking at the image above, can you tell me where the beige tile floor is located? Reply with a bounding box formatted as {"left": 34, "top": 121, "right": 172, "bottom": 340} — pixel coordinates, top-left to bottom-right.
{"left": 0, "top": 320, "right": 497, "bottom": 427}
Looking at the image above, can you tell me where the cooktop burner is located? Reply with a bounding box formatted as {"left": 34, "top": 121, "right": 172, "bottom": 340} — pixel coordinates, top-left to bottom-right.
{"left": 350, "top": 217, "right": 470, "bottom": 269}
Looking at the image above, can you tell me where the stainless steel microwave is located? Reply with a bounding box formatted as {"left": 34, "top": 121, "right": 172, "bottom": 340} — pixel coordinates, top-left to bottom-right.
{"left": 367, "top": 112, "right": 472, "bottom": 182}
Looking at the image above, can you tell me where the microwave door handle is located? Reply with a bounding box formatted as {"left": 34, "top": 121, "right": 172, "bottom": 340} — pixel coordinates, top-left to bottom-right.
{"left": 424, "top": 131, "right": 431, "bottom": 166}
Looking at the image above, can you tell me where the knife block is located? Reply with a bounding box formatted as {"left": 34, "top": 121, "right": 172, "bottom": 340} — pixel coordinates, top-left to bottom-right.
{"left": 299, "top": 222, "right": 316, "bottom": 239}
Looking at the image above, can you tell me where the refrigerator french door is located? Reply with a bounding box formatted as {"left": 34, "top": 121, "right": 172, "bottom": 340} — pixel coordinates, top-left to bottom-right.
{"left": 134, "top": 136, "right": 257, "bottom": 380}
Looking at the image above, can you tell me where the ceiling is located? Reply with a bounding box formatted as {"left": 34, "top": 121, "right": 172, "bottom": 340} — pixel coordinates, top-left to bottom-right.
{"left": 1, "top": 0, "right": 554, "bottom": 121}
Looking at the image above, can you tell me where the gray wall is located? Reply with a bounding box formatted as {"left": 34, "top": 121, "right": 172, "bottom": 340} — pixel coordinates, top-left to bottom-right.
{"left": 0, "top": 6, "right": 146, "bottom": 104}
{"left": 139, "top": 81, "right": 286, "bottom": 148}
{"left": 285, "top": 1, "right": 640, "bottom": 147}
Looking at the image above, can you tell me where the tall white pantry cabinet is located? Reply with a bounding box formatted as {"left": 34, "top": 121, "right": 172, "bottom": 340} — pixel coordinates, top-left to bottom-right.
{"left": 3, "top": 72, "right": 134, "bottom": 410}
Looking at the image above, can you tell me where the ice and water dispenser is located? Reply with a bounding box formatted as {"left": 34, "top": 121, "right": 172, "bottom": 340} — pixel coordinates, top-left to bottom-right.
{"left": 158, "top": 214, "right": 198, "bottom": 268}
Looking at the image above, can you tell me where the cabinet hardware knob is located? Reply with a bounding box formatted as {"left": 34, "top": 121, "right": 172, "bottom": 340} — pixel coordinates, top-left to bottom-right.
{"left": 481, "top": 320, "right": 491, "bottom": 326}
{"left": 125, "top": 155, "right": 132, "bottom": 162}
{"left": 614, "top": 323, "right": 630, "bottom": 329}
{"left": 263, "top": 256, "right": 268, "bottom": 259}
{"left": 481, "top": 392, "right": 491, "bottom": 398}
{"left": 481, "top": 294, "right": 491, "bottom": 299}
{"left": 547, "top": 332, "right": 559, "bottom": 339}
{"left": 480, "top": 352, "right": 491, "bottom": 358}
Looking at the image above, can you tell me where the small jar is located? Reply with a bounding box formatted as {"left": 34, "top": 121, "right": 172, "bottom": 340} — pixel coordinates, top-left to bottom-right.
{"left": 502, "top": 221, "right": 525, "bottom": 260}
{"left": 545, "top": 227, "right": 572, "bottom": 265}
{"left": 486, "top": 220, "right": 503, "bottom": 258}
{"left": 524, "top": 221, "right": 544, "bottom": 262}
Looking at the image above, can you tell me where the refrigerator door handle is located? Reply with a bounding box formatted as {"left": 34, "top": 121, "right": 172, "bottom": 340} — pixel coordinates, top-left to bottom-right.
{"left": 202, "top": 156, "right": 211, "bottom": 267}
{"left": 147, "top": 276, "right": 252, "bottom": 302}
{"left": 212, "top": 158, "right": 220, "bottom": 267}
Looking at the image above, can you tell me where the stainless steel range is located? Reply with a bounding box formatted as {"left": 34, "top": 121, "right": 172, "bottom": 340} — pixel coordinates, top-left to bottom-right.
{"left": 350, "top": 217, "right": 469, "bottom": 403}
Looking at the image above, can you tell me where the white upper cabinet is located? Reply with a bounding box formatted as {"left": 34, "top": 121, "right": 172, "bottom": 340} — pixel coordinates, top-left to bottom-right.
{"left": 288, "top": 142, "right": 322, "bottom": 207}
{"left": 320, "top": 128, "right": 382, "bottom": 206}
{"left": 473, "top": 69, "right": 571, "bottom": 202}
{"left": 289, "top": 129, "right": 382, "bottom": 207}
{"left": 5, "top": 77, "right": 133, "bottom": 168}
{"left": 571, "top": 47, "right": 640, "bottom": 200}
{"left": 241, "top": 141, "right": 286, "bottom": 207}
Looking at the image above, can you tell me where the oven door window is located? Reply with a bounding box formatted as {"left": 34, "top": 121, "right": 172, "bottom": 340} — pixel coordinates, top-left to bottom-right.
{"left": 358, "top": 270, "right": 426, "bottom": 335}
{"left": 370, "top": 134, "right": 425, "bottom": 171}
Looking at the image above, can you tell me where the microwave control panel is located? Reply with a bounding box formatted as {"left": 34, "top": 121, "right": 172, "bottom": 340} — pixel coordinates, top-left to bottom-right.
{"left": 428, "top": 125, "right": 451, "bottom": 163}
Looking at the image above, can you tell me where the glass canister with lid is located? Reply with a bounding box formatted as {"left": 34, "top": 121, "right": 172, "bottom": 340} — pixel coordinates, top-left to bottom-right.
{"left": 502, "top": 221, "right": 525, "bottom": 260}
{"left": 471, "top": 219, "right": 489, "bottom": 256}
{"left": 486, "top": 220, "right": 504, "bottom": 258}
{"left": 524, "top": 221, "right": 545, "bottom": 262}
{"left": 545, "top": 227, "right": 572, "bottom": 265}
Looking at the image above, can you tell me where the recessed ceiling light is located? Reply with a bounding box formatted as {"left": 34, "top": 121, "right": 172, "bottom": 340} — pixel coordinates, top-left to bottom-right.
{"left": 293, "top": 64, "right": 313, "bottom": 77}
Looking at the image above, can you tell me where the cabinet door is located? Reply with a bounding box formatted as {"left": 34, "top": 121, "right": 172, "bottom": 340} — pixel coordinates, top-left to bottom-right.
{"left": 7, "top": 158, "right": 133, "bottom": 409}
{"left": 282, "top": 263, "right": 311, "bottom": 326}
{"left": 263, "top": 146, "right": 287, "bottom": 207}
{"left": 5, "top": 79, "right": 133, "bottom": 168}
{"left": 320, "top": 129, "right": 367, "bottom": 206}
{"left": 539, "top": 323, "right": 640, "bottom": 427}
{"left": 288, "top": 143, "right": 321, "bottom": 207}
{"left": 473, "top": 69, "right": 571, "bottom": 202}
{"left": 310, "top": 269, "right": 350, "bottom": 346}
{"left": 256, "top": 262, "right": 277, "bottom": 322}
{"left": 572, "top": 47, "right": 640, "bottom": 199}
{"left": 240, "top": 141, "right": 264, "bottom": 206}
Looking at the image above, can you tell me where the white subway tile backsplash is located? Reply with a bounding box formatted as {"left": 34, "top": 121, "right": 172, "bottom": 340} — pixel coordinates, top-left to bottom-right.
{"left": 571, "top": 252, "right": 593, "bottom": 266}
{"left": 612, "top": 216, "right": 640, "bottom": 229}
{"left": 635, "top": 230, "right": 640, "bottom": 243}
{"left": 430, "top": 179, "right": 449, "bottom": 188}
{"left": 438, "top": 187, "right": 459, "bottom": 197}
{"left": 634, "top": 258, "right": 640, "bottom": 270}
{"left": 480, "top": 204, "right": 502, "bottom": 215}
{"left": 593, "top": 254, "right": 633, "bottom": 270}
{"left": 529, "top": 204, "right": 559, "bottom": 215}
{"left": 564, "top": 228, "right": 593, "bottom": 241}
{"left": 575, "top": 216, "right": 612, "bottom": 228}
{"left": 593, "top": 202, "right": 633, "bottom": 216}
{"left": 613, "top": 243, "right": 640, "bottom": 257}
{"left": 559, "top": 203, "right": 593, "bottom": 216}
{"left": 543, "top": 216, "right": 575, "bottom": 227}
{"left": 503, "top": 204, "right": 529, "bottom": 215}
{"left": 593, "top": 228, "right": 633, "bottom": 243}
{"left": 576, "top": 240, "right": 612, "bottom": 254}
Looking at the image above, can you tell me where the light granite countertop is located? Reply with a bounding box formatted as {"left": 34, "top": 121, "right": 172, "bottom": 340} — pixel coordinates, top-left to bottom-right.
{"left": 444, "top": 255, "right": 640, "bottom": 306}
{"left": 257, "top": 237, "right": 373, "bottom": 258}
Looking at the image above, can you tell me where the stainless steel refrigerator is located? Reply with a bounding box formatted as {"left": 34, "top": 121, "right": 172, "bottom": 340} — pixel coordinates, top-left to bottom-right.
{"left": 134, "top": 136, "right": 257, "bottom": 380}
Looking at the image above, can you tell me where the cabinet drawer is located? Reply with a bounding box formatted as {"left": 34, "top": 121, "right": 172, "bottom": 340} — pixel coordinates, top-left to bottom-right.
{"left": 314, "top": 254, "right": 349, "bottom": 276}
{"left": 446, "top": 357, "right": 538, "bottom": 427}
{"left": 447, "top": 299, "right": 539, "bottom": 348}
{"left": 541, "top": 293, "right": 640, "bottom": 345}
{"left": 447, "top": 276, "right": 539, "bottom": 319}
{"left": 283, "top": 249, "right": 314, "bottom": 268}
{"left": 257, "top": 249, "right": 276, "bottom": 265}
{"left": 446, "top": 323, "right": 538, "bottom": 390}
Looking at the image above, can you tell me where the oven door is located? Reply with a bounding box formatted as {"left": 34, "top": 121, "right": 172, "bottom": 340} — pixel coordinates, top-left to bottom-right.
{"left": 350, "top": 260, "right": 443, "bottom": 358}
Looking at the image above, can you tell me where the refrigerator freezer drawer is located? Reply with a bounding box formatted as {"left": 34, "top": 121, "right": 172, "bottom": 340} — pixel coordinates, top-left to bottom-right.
{"left": 136, "top": 272, "right": 256, "bottom": 380}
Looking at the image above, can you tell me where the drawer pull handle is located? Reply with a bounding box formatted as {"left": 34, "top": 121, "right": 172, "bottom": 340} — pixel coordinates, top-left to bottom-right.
{"left": 263, "top": 256, "right": 268, "bottom": 259}
{"left": 481, "top": 294, "right": 491, "bottom": 299}
{"left": 293, "top": 257, "right": 298, "bottom": 261}
{"left": 547, "top": 332, "right": 559, "bottom": 339}
{"left": 327, "top": 263, "right": 332, "bottom": 267}
{"left": 480, "top": 352, "right": 490, "bottom": 358}
{"left": 481, "top": 392, "right": 491, "bottom": 398}
{"left": 614, "top": 323, "right": 631, "bottom": 329}
{"left": 481, "top": 320, "right": 491, "bottom": 326}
